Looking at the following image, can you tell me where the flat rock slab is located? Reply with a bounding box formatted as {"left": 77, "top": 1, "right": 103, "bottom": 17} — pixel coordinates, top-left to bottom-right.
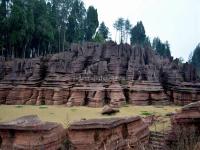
{"left": 69, "top": 116, "right": 140, "bottom": 130}
{"left": 68, "top": 116, "right": 149, "bottom": 150}
{"left": 0, "top": 115, "right": 65, "bottom": 150}
{"left": 0, "top": 115, "right": 59, "bottom": 131}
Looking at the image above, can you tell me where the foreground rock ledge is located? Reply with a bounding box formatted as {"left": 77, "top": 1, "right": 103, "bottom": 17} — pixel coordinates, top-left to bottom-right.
{"left": 166, "top": 101, "right": 200, "bottom": 149}
{"left": 0, "top": 115, "right": 65, "bottom": 150}
{"left": 68, "top": 116, "right": 150, "bottom": 150}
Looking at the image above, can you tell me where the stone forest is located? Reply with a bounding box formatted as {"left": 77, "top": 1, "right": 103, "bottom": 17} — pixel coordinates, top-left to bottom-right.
{"left": 0, "top": 0, "right": 200, "bottom": 150}
{"left": 0, "top": 42, "right": 200, "bottom": 149}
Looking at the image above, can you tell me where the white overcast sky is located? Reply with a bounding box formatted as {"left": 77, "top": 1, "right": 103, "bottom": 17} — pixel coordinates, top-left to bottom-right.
{"left": 84, "top": 0, "right": 200, "bottom": 61}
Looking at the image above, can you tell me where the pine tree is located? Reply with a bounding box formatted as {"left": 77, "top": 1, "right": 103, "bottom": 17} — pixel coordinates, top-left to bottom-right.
{"left": 98, "top": 22, "right": 109, "bottom": 41}
{"left": 70, "top": 0, "right": 86, "bottom": 42}
{"left": 85, "top": 6, "right": 99, "bottom": 41}
{"left": 191, "top": 43, "right": 200, "bottom": 74}
{"left": 130, "top": 21, "right": 146, "bottom": 45}
{"left": 152, "top": 37, "right": 171, "bottom": 58}
{"left": 124, "top": 19, "right": 131, "bottom": 43}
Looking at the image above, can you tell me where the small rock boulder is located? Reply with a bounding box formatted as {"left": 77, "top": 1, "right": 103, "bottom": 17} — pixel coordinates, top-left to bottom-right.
{"left": 101, "top": 105, "right": 119, "bottom": 115}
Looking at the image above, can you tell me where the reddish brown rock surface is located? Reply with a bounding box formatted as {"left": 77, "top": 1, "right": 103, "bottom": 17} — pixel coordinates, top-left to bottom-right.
{"left": 101, "top": 105, "right": 120, "bottom": 115}
{"left": 68, "top": 116, "right": 149, "bottom": 150}
{"left": 166, "top": 101, "right": 200, "bottom": 149}
{"left": 171, "top": 101, "right": 200, "bottom": 127}
{"left": 0, "top": 115, "right": 65, "bottom": 150}
{"left": 168, "top": 82, "right": 200, "bottom": 105}
{"left": 129, "top": 81, "right": 168, "bottom": 105}
{"left": 0, "top": 42, "right": 199, "bottom": 106}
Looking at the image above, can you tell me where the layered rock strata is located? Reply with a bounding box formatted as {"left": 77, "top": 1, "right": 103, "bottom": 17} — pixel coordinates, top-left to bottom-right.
{"left": 167, "top": 82, "right": 200, "bottom": 105}
{"left": 0, "top": 82, "right": 171, "bottom": 107}
{"left": 129, "top": 81, "right": 168, "bottom": 105}
{"left": 68, "top": 116, "right": 149, "bottom": 150}
{"left": 167, "top": 101, "right": 200, "bottom": 149}
{"left": 0, "top": 115, "right": 65, "bottom": 150}
{"left": 171, "top": 101, "right": 200, "bottom": 128}
{"left": 0, "top": 42, "right": 199, "bottom": 106}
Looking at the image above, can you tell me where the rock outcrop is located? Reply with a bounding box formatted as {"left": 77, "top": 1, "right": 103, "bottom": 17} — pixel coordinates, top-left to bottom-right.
{"left": 167, "top": 102, "right": 200, "bottom": 149}
{"left": 0, "top": 115, "right": 65, "bottom": 150}
{"left": 129, "top": 81, "right": 168, "bottom": 105}
{"left": 0, "top": 42, "right": 199, "bottom": 106}
{"left": 101, "top": 105, "right": 120, "bottom": 115}
{"left": 167, "top": 82, "right": 200, "bottom": 105}
{"left": 171, "top": 101, "right": 200, "bottom": 128}
{"left": 68, "top": 116, "right": 150, "bottom": 150}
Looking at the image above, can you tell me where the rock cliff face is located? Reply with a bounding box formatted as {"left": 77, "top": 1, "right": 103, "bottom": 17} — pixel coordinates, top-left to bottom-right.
{"left": 0, "top": 42, "right": 199, "bottom": 106}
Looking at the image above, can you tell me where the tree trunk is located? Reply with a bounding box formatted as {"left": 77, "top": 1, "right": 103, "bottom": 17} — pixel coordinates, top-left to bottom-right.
{"left": 30, "top": 49, "right": 32, "bottom": 58}
{"left": 38, "top": 42, "right": 40, "bottom": 57}
{"left": 47, "top": 42, "right": 49, "bottom": 55}
{"left": 24, "top": 44, "right": 27, "bottom": 58}
{"left": 11, "top": 46, "right": 14, "bottom": 59}
{"left": 115, "top": 31, "right": 117, "bottom": 42}
{"left": 58, "top": 28, "right": 60, "bottom": 53}
{"left": 62, "top": 29, "right": 65, "bottom": 52}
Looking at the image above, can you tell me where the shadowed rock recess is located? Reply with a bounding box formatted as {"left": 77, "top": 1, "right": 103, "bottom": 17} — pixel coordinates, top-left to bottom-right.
{"left": 0, "top": 42, "right": 199, "bottom": 106}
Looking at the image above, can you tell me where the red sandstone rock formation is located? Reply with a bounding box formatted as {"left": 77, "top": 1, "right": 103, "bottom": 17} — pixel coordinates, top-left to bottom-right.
{"left": 166, "top": 101, "right": 200, "bottom": 149}
{"left": 129, "top": 81, "right": 168, "bottom": 105}
{"left": 107, "top": 83, "right": 126, "bottom": 107}
{"left": 68, "top": 116, "right": 149, "bottom": 150}
{"left": 168, "top": 82, "right": 200, "bottom": 105}
{"left": 171, "top": 101, "right": 200, "bottom": 127}
{"left": 0, "top": 115, "right": 65, "bottom": 150}
{"left": 0, "top": 42, "right": 199, "bottom": 106}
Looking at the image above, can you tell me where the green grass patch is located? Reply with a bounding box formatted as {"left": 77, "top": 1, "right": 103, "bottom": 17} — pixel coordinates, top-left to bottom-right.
{"left": 70, "top": 108, "right": 77, "bottom": 112}
{"left": 140, "top": 111, "right": 154, "bottom": 116}
{"left": 15, "top": 105, "right": 23, "bottom": 108}
{"left": 0, "top": 105, "right": 181, "bottom": 131}
{"left": 39, "top": 106, "right": 48, "bottom": 109}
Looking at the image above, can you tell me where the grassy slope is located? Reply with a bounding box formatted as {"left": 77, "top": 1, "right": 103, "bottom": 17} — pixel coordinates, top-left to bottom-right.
{"left": 0, "top": 105, "right": 181, "bottom": 131}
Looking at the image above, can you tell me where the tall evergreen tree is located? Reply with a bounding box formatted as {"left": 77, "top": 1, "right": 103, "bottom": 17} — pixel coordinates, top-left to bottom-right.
{"left": 130, "top": 21, "right": 146, "bottom": 45}
{"left": 124, "top": 19, "right": 131, "bottom": 43}
{"left": 0, "top": 0, "right": 11, "bottom": 57}
{"left": 113, "top": 18, "right": 125, "bottom": 43}
{"left": 9, "top": 0, "right": 28, "bottom": 58}
{"left": 191, "top": 43, "right": 200, "bottom": 74}
{"left": 85, "top": 6, "right": 99, "bottom": 41}
{"left": 0, "top": 0, "right": 102, "bottom": 58}
{"left": 152, "top": 37, "right": 171, "bottom": 58}
{"left": 98, "top": 22, "right": 109, "bottom": 41}
{"left": 33, "top": 0, "right": 54, "bottom": 56}
{"left": 66, "top": 15, "right": 76, "bottom": 43}
{"left": 69, "top": 0, "right": 86, "bottom": 42}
